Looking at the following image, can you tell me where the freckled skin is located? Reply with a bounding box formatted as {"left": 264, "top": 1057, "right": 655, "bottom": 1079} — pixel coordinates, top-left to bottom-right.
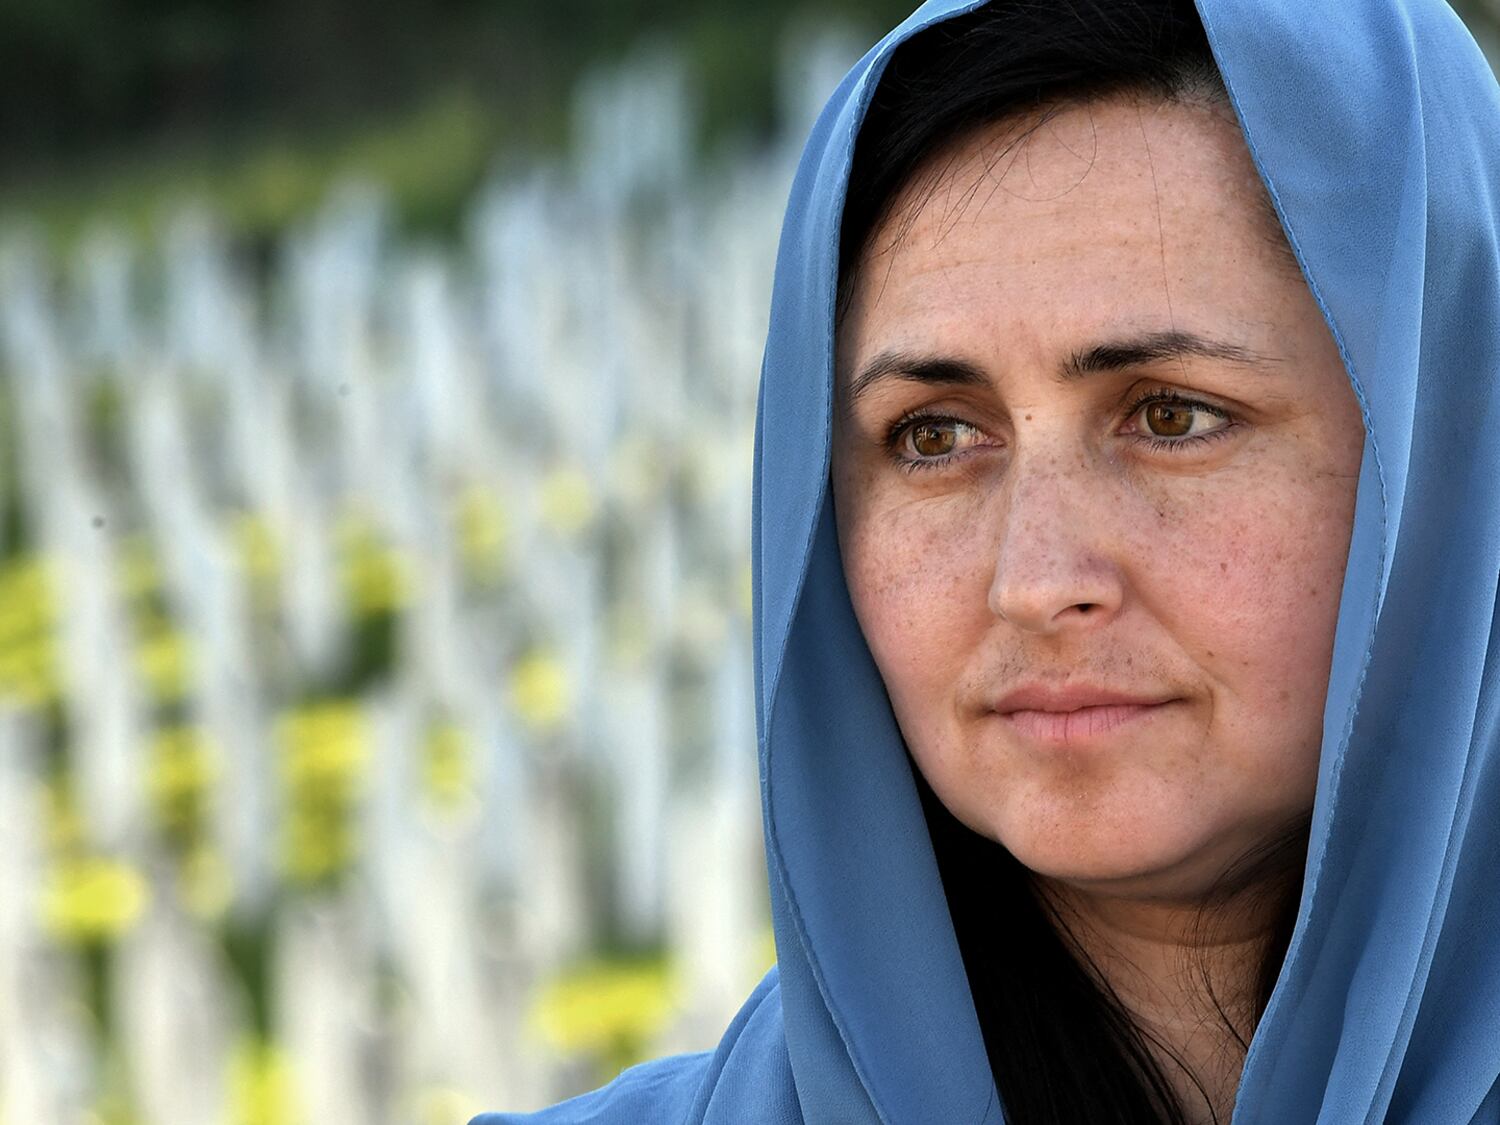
{"left": 831, "top": 94, "right": 1366, "bottom": 911}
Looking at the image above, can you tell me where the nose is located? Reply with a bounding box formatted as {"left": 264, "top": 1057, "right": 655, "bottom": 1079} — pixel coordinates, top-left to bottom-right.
{"left": 986, "top": 455, "right": 1126, "bottom": 635}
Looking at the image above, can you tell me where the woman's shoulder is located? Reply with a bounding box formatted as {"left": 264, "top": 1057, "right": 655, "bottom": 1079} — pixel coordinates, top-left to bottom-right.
{"left": 470, "top": 965, "right": 801, "bottom": 1125}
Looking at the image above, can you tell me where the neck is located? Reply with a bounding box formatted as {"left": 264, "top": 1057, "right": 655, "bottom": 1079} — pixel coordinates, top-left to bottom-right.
{"left": 1031, "top": 879, "right": 1280, "bottom": 1125}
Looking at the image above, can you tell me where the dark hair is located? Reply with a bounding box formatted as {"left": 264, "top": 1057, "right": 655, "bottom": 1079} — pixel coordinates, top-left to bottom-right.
{"left": 836, "top": 0, "right": 1297, "bottom": 322}
{"left": 838, "top": 2, "right": 1309, "bottom": 1122}
{"left": 915, "top": 764, "right": 1306, "bottom": 1125}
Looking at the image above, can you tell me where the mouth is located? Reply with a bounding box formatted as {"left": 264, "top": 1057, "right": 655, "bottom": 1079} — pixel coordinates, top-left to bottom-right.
{"left": 995, "top": 700, "right": 1177, "bottom": 745}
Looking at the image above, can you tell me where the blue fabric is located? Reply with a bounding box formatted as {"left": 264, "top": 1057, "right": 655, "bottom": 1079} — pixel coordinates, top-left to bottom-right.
{"left": 473, "top": 1, "right": 1500, "bottom": 1121}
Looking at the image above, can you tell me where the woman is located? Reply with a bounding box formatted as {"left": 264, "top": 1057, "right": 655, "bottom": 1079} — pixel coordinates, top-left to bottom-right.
{"left": 474, "top": 0, "right": 1500, "bottom": 1121}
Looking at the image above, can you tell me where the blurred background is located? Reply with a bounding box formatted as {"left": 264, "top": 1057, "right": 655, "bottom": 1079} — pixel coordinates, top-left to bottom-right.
{"left": 0, "top": 2, "right": 1495, "bottom": 1123}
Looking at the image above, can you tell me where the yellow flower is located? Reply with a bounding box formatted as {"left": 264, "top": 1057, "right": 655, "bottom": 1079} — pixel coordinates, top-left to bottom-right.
{"left": 0, "top": 551, "right": 56, "bottom": 638}
{"left": 0, "top": 596, "right": 38, "bottom": 648}
{"left": 40, "top": 856, "right": 149, "bottom": 944}
{"left": 528, "top": 956, "right": 680, "bottom": 1077}
{"left": 0, "top": 552, "right": 62, "bottom": 709}
{"left": 279, "top": 812, "right": 356, "bottom": 883}
{"left": 134, "top": 626, "right": 194, "bottom": 704}
{"left": 275, "top": 700, "right": 368, "bottom": 884}
{"left": 147, "top": 723, "right": 219, "bottom": 834}
{"left": 344, "top": 546, "right": 413, "bottom": 616}
{"left": 508, "top": 650, "right": 570, "bottom": 734}
{"left": 335, "top": 514, "right": 414, "bottom": 616}
{"left": 453, "top": 484, "right": 509, "bottom": 582}
{"left": 147, "top": 726, "right": 217, "bottom": 804}
{"left": 0, "top": 633, "right": 61, "bottom": 708}
{"left": 228, "top": 1035, "right": 302, "bottom": 1125}
{"left": 539, "top": 466, "right": 596, "bottom": 539}
{"left": 275, "top": 700, "right": 368, "bottom": 792}
{"left": 422, "top": 720, "right": 474, "bottom": 811}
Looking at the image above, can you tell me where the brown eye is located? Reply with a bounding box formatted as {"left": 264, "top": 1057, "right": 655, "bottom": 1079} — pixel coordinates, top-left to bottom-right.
{"left": 1125, "top": 392, "right": 1235, "bottom": 453}
{"left": 1143, "top": 401, "right": 1196, "bottom": 437}
{"left": 910, "top": 421, "right": 958, "bottom": 457}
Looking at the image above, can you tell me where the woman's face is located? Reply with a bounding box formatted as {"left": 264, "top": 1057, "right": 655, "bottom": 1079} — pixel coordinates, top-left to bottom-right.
{"left": 831, "top": 94, "right": 1365, "bottom": 904}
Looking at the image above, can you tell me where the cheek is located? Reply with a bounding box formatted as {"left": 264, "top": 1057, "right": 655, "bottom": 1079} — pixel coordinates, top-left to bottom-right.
{"left": 842, "top": 497, "right": 991, "bottom": 709}
{"left": 1150, "top": 464, "right": 1357, "bottom": 750}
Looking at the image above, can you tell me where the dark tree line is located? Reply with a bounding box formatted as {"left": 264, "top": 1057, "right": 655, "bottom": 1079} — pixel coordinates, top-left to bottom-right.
{"left": 0, "top": 0, "right": 916, "bottom": 182}
{"left": 2, "top": 0, "right": 1492, "bottom": 197}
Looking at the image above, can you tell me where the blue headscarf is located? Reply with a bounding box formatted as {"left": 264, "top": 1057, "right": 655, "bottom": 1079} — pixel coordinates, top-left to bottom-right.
{"left": 474, "top": 1, "right": 1500, "bottom": 1121}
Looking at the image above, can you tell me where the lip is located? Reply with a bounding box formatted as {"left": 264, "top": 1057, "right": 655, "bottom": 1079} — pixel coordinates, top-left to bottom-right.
{"left": 997, "top": 701, "right": 1174, "bottom": 745}
{"left": 992, "top": 683, "right": 1177, "bottom": 714}
{"left": 990, "top": 683, "right": 1180, "bottom": 747}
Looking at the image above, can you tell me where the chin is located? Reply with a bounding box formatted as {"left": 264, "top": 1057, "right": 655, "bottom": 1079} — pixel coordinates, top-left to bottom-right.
{"left": 1013, "top": 847, "right": 1203, "bottom": 894}
{"left": 1030, "top": 806, "right": 1318, "bottom": 917}
{"left": 982, "top": 799, "right": 1225, "bottom": 895}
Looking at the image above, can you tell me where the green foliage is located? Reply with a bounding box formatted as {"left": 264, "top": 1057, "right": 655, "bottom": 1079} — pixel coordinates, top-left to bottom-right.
{"left": 0, "top": 86, "right": 506, "bottom": 254}
{"left": 0, "top": 2, "right": 919, "bottom": 251}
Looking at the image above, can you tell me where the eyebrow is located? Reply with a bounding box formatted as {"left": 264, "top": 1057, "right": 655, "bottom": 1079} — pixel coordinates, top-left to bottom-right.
{"left": 845, "top": 329, "right": 1278, "bottom": 407}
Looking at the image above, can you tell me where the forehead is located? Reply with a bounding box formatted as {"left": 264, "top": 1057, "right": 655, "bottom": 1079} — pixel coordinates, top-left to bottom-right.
{"left": 839, "top": 94, "right": 1297, "bottom": 377}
